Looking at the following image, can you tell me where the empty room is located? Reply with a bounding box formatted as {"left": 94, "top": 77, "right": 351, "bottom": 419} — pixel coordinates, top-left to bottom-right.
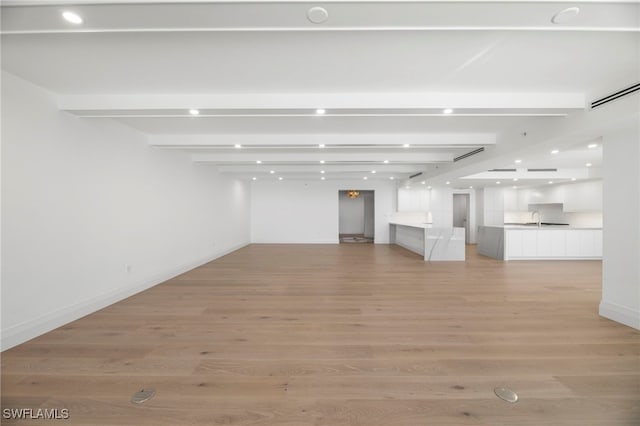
{"left": 1, "top": 1, "right": 639, "bottom": 425}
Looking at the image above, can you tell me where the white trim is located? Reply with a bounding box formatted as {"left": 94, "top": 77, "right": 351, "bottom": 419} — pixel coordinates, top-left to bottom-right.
{"left": 599, "top": 300, "right": 640, "bottom": 330}
{"left": 251, "top": 240, "right": 340, "bottom": 244}
{"left": 0, "top": 242, "right": 249, "bottom": 351}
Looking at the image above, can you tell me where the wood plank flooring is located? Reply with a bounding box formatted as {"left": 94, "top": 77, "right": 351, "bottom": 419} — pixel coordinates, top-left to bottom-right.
{"left": 2, "top": 244, "right": 639, "bottom": 425}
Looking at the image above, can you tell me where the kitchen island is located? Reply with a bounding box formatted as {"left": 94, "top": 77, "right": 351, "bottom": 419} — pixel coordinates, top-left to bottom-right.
{"left": 478, "top": 225, "right": 602, "bottom": 260}
{"left": 390, "top": 221, "right": 465, "bottom": 261}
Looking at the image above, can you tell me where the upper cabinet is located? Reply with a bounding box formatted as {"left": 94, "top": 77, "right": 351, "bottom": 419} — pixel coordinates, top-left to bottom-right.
{"left": 563, "top": 180, "right": 603, "bottom": 212}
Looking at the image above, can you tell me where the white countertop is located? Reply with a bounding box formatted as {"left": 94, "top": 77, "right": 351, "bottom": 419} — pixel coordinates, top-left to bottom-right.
{"left": 389, "top": 221, "right": 433, "bottom": 229}
{"left": 482, "top": 225, "right": 603, "bottom": 230}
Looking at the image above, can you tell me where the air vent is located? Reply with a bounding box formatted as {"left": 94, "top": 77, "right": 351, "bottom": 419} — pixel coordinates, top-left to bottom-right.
{"left": 528, "top": 168, "right": 558, "bottom": 172}
{"left": 591, "top": 83, "right": 640, "bottom": 109}
{"left": 409, "top": 172, "right": 423, "bottom": 179}
{"left": 454, "top": 147, "right": 484, "bottom": 162}
{"left": 489, "top": 169, "right": 517, "bottom": 172}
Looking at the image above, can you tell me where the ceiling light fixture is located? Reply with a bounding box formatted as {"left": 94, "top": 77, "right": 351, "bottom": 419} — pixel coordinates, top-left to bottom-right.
{"left": 252, "top": 177, "right": 257, "bottom": 181}
{"left": 316, "top": 108, "right": 326, "bottom": 115}
{"left": 513, "top": 185, "right": 517, "bottom": 189}
{"left": 427, "top": 186, "right": 432, "bottom": 189}
{"left": 571, "top": 177, "right": 577, "bottom": 181}
{"left": 320, "top": 170, "right": 325, "bottom": 174}
{"left": 371, "top": 170, "right": 376, "bottom": 174}
{"left": 363, "top": 176, "right": 368, "bottom": 180}
{"left": 383, "top": 160, "right": 389, "bottom": 164}
{"left": 390, "top": 177, "right": 395, "bottom": 180}
{"left": 513, "top": 178, "right": 518, "bottom": 182}
{"left": 256, "top": 160, "right": 262, "bottom": 164}
{"left": 234, "top": 144, "right": 242, "bottom": 149}
{"left": 347, "top": 190, "right": 360, "bottom": 199}
{"left": 551, "top": 6, "right": 580, "bottom": 24}
{"left": 496, "top": 181, "right": 501, "bottom": 184}
{"left": 549, "top": 181, "right": 554, "bottom": 184}
{"left": 278, "top": 177, "right": 283, "bottom": 181}
{"left": 586, "top": 162, "right": 592, "bottom": 167}
{"left": 443, "top": 108, "right": 453, "bottom": 114}
{"left": 421, "top": 181, "right": 426, "bottom": 185}
{"left": 62, "top": 11, "right": 83, "bottom": 24}
{"left": 321, "top": 177, "right": 325, "bottom": 180}
{"left": 188, "top": 109, "right": 200, "bottom": 116}
{"left": 515, "top": 159, "right": 522, "bottom": 164}
{"left": 588, "top": 143, "right": 598, "bottom": 149}
{"left": 318, "top": 144, "right": 325, "bottom": 148}
{"left": 320, "top": 160, "right": 325, "bottom": 164}
{"left": 403, "top": 144, "right": 410, "bottom": 148}
{"left": 445, "top": 181, "right": 450, "bottom": 185}
{"left": 551, "top": 149, "right": 559, "bottom": 154}
{"left": 469, "top": 186, "right": 473, "bottom": 189}
{"left": 270, "top": 170, "right": 275, "bottom": 174}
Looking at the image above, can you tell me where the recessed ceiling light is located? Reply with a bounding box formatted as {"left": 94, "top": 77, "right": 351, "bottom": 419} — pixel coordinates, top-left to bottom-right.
{"left": 234, "top": 144, "right": 242, "bottom": 149}
{"left": 421, "top": 181, "right": 426, "bottom": 185}
{"left": 320, "top": 170, "right": 325, "bottom": 174}
{"left": 188, "top": 109, "right": 200, "bottom": 116}
{"left": 390, "top": 177, "right": 395, "bottom": 180}
{"left": 320, "top": 160, "right": 325, "bottom": 164}
{"left": 363, "top": 176, "right": 368, "bottom": 180}
{"left": 548, "top": 181, "right": 554, "bottom": 184}
{"left": 252, "top": 177, "right": 257, "bottom": 181}
{"left": 316, "top": 108, "right": 326, "bottom": 115}
{"left": 496, "top": 181, "right": 501, "bottom": 184}
{"left": 571, "top": 177, "right": 577, "bottom": 181}
{"left": 318, "top": 144, "right": 325, "bottom": 148}
{"left": 443, "top": 108, "right": 453, "bottom": 114}
{"left": 383, "top": 160, "right": 389, "bottom": 164}
{"left": 469, "top": 186, "right": 473, "bottom": 189}
{"left": 588, "top": 143, "right": 598, "bottom": 149}
{"left": 321, "top": 177, "right": 325, "bottom": 180}
{"left": 403, "top": 144, "right": 410, "bottom": 148}
{"left": 256, "top": 160, "right": 262, "bottom": 164}
{"left": 371, "top": 170, "right": 376, "bottom": 174}
{"left": 278, "top": 177, "right": 283, "bottom": 181}
{"left": 513, "top": 178, "right": 518, "bottom": 182}
{"left": 551, "top": 149, "right": 559, "bottom": 154}
{"left": 62, "top": 11, "right": 83, "bottom": 24}
{"left": 445, "top": 181, "right": 450, "bottom": 185}
{"left": 586, "top": 162, "right": 592, "bottom": 167}
{"left": 515, "top": 159, "right": 522, "bottom": 164}
{"left": 513, "top": 185, "right": 517, "bottom": 189}
{"left": 427, "top": 186, "right": 432, "bottom": 189}
{"left": 551, "top": 6, "right": 580, "bottom": 24}
{"left": 270, "top": 170, "right": 275, "bottom": 174}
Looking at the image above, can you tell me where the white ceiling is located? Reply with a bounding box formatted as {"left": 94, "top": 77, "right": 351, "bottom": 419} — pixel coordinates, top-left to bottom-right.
{"left": 2, "top": 0, "right": 638, "bottom": 185}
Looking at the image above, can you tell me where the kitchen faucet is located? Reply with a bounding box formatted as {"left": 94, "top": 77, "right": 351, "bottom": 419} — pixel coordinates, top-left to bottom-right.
{"left": 531, "top": 210, "right": 542, "bottom": 227}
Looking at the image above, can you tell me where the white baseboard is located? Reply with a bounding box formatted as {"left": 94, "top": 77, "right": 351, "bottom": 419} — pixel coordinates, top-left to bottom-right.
{"left": 0, "top": 242, "right": 249, "bottom": 351}
{"left": 599, "top": 300, "right": 640, "bottom": 330}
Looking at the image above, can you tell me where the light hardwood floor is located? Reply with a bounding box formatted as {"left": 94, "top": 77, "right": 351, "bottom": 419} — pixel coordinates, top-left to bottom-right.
{"left": 2, "top": 244, "right": 639, "bottom": 425}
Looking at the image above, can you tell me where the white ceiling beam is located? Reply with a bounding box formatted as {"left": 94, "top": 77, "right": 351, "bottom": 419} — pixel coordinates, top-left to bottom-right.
{"left": 149, "top": 133, "right": 496, "bottom": 147}
{"left": 216, "top": 164, "right": 424, "bottom": 173}
{"left": 460, "top": 168, "right": 592, "bottom": 180}
{"left": 192, "top": 152, "right": 452, "bottom": 163}
{"left": 3, "top": 2, "right": 638, "bottom": 34}
{"left": 58, "top": 92, "right": 586, "bottom": 112}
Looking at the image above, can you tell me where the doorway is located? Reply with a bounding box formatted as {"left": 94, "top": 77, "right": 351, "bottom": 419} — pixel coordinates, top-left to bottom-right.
{"left": 338, "top": 190, "right": 374, "bottom": 243}
{"left": 453, "top": 193, "right": 471, "bottom": 243}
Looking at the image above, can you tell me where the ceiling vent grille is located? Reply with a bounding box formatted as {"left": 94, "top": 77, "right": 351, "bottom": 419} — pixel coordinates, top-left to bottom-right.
{"left": 528, "top": 168, "right": 558, "bottom": 172}
{"left": 409, "top": 172, "right": 423, "bottom": 179}
{"left": 454, "top": 147, "right": 484, "bottom": 162}
{"left": 489, "top": 168, "right": 517, "bottom": 172}
{"left": 591, "top": 83, "right": 640, "bottom": 109}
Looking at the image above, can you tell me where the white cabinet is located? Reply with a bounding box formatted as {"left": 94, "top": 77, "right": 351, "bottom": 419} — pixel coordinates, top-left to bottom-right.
{"left": 504, "top": 229, "right": 602, "bottom": 260}
{"left": 563, "top": 181, "right": 603, "bottom": 212}
{"left": 504, "top": 189, "right": 518, "bottom": 211}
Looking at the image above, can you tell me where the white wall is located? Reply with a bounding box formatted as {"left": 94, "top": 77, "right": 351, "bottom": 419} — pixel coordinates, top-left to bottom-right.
{"left": 600, "top": 127, "right": 640, "bottom": 329}
{"left": 1, "top": 71, "right": 251, "bottom": 349}
{"left": 338, "top": 190, "right": 364, "bottom": 234}
{"left": 251, "top": 180, "right": 395, "bottom": 243}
